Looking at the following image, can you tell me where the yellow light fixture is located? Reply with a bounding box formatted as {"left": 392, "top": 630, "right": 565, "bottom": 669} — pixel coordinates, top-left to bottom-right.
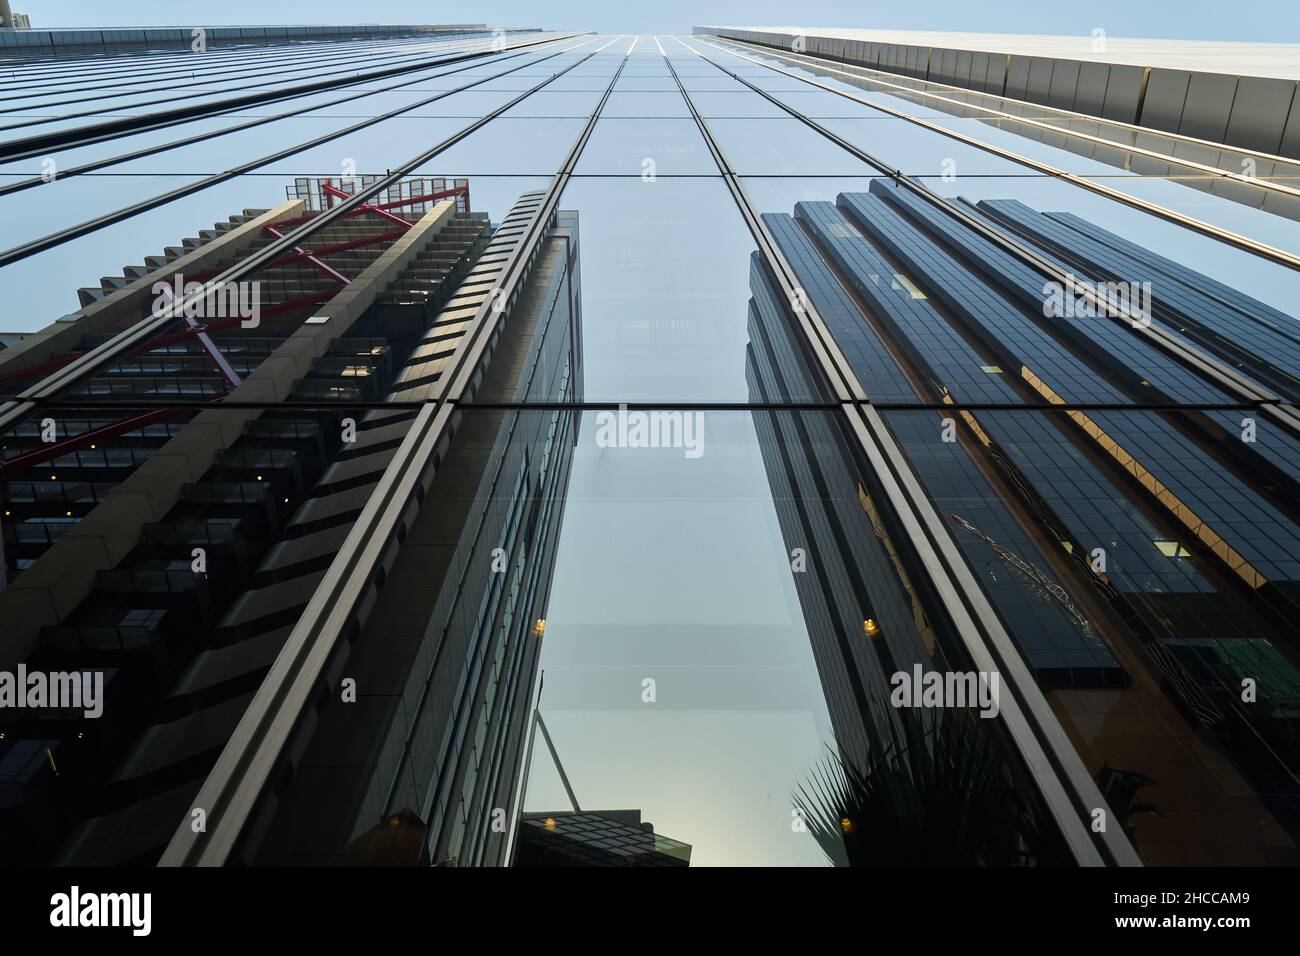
{"left": 533, "top": 618, "right": 546, "bottom": 637}
{"left": 863, "top": 618, "right": 880, "bottom": 637}
{"left": 839, "top": 817, "right": 856, "bottom": 834}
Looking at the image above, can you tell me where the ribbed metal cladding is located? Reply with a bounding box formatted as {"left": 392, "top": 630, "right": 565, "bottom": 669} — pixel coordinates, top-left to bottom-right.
{"left": 694, "top": 27, "right": 1300, "bottom": 161}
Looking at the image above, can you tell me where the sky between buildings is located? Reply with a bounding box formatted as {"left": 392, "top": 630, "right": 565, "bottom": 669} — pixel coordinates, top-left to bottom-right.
{"left": 32, "top": 0, "right": 1300, "bottom": 45}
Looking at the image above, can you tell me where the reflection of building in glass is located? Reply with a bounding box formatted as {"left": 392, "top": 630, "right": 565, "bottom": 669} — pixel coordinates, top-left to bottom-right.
{"left": 750, "top": 182, "right": 1300, "bottom": 863}
{"left": 0, "top": 3, "right": 31, "bottom": 30}
{"left": 0, "top": 180, "right": 583, "bottom": 867}
{"left": 515, "top": 810, "right": 691, "bottom": 867}
{"left": 747, "top": 259, "right": 940, "bottom": 771}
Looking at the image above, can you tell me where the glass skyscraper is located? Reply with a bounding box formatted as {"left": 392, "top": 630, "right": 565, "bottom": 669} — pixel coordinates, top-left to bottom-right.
{"left": 1, "top": 22, "right": 1299, "bottom": 869}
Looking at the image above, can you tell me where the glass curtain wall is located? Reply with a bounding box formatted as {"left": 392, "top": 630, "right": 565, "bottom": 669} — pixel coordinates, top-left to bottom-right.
{"left": 2, "top": 30, "right": 1298, "bottom": 868}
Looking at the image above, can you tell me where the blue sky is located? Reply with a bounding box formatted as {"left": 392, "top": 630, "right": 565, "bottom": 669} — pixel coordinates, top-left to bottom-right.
{"left": 34, "top": 0, "right": 1300, "bottom": 44}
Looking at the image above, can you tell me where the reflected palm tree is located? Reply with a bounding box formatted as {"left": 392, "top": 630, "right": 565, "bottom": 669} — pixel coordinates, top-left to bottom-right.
{"left": 795, "top": 715, "right": 1064, "bottom": 866}
{"left": 1094, "top": 762, "right": 1162, "bottom": 848}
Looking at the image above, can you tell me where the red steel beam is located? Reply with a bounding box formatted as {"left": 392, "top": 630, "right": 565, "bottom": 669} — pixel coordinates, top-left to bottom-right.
{"left": 181, "top": 312, "right": 242, "bottom": 390}
{"left": 268, "top": 182, "right": 468, "bottom": 231}
{"left": 141, "top": 312, "right": 255, "bottom": 352}
{"left": 321, "top": 182, "right": 412, "bottom": 230}
{"left": 251, "top": 227, "right": 406, "bottom": 275}
{"left": 263, "top": 224, "right": 350, "bottom": 286}
{"left": 0, "top": 287, "right": 340, "bottom": 440}
{"left": 120, "top": 286, "right": 340, "bottom": 355}
{"left": 257, "top": 286, "right": 341, "bottom": 319}
{"left": 190, "top": 226, "right": 406, "bottom": 282}
{"left": 0, "top": 351, "right": 88, "bottom": 389}
{"left": 0, "top": 318, "right": 252, "bottom": 389}
{"left": 0, "top": 280, "right": 345, "bottom": 472}
{"left": 369, "top": 185, "right": 467, "bottom": 211}
{"left": 145, "top": 288, "right": 340, "bottom": 353}
{"left": 0, "top": 404, "right": 191, "bottom": 474}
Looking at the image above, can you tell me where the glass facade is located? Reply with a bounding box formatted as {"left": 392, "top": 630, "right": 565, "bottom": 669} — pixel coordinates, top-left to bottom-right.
{"left": 1, "top": 26, "right": 1299, "bottom": 870}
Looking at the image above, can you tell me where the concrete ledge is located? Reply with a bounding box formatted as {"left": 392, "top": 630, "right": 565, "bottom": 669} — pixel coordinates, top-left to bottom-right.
{"left": 696, "top": 26, "right": 1300, "bottom": 160}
